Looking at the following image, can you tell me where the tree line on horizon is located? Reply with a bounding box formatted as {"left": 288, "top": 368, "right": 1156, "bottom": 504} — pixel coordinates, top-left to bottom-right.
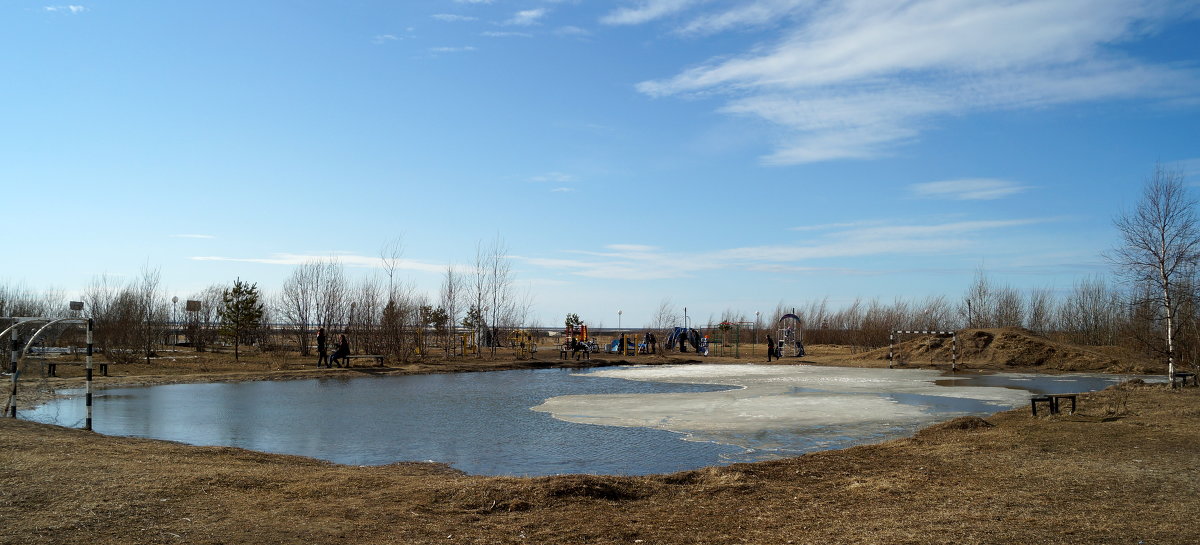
{"left": 1, "top": 166, "right": 1196, "bottom": 373}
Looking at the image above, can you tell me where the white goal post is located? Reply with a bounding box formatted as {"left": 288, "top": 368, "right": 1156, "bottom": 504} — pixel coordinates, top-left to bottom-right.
{"left": 888, "top": 330, "right": 958, "bottom": 371}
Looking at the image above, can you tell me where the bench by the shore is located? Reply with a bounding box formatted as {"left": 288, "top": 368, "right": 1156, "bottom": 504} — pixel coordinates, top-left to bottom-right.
{"left": 1030, "top": 393, "right": 1078, "bottom": 416}
{"left": 342, "top": 354, "right": 384, "bottom": 367}
{"left": 1171, "top": 371, "right": 1197, "bottom": 388}
{"left": 44, "top": 361, "right": 109, "bottom": 377}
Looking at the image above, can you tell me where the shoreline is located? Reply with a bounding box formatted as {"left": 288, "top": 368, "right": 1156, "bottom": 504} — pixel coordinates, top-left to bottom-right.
{"left": 12, "top": 359, "right": 1156, "bottom": 478}
{"left": 3, "top": 379, "right": 1194, "bottom": 544}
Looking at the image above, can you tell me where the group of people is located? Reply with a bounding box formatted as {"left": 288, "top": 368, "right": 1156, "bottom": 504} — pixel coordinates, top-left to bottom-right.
{"left": 643, "top": 331, "right": 657, "bottom": 354}
{"left": 315, "top": 327, "right": 350, "bottom": 368}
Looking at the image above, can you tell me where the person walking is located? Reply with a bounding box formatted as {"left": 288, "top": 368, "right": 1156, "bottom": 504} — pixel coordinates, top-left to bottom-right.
{"left": 766, "top": 334, "right": 775, "bottom": 362}
{"left": 316, "top": 327, "right": 328, "bottom": 368}
{"left": 330, "top": 334, "right": 350, "bottom": 368}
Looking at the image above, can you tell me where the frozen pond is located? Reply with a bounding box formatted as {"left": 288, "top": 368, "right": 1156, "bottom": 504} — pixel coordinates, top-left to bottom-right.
{"left": 23, "top": 365, "right": 1142, "bottom": 476}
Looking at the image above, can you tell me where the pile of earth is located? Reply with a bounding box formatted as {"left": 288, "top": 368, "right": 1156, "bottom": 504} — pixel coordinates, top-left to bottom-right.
{"left": 853, "top": 327, "right": 1159, "bottom": 373}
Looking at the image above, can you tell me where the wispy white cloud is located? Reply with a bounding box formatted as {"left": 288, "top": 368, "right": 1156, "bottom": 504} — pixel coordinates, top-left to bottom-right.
{"left": 514, "top": 217, "right": 1053, "bottom": 279}
{"left": 551, "top": 187, "right": 575, "bottom": 192}
{"left": 607, "top": 244, "right": 660, "bottom": 252}
{"left": 371, "top": 34, "right": 399, "bottom": 45}
{"left": 602, "top": 0, "right": 705, "bottom": 25}
{"left": 909, "top": 179, "right": 1030, "bottom": 200}
{"left": 171, "top": 234, "right": 216, "bottom": 239}
{"left": 632, "top": 0, "right": 1200, "bottom": 164}
{"left": 454, "top": 0, "right": 494, "bottom": 4}
{"left": 44, "top": 5, "right": 86, "bottom": 14}
{"left": 531, "top": 171, "right": 576, "bottom": 183}
{"left": 1171, "top": 158, "right": 1200, "bottom": 179}
{"left": 429, "top": 46, "right": 478, "bottom": 53}
{"left": 789, "top": 220, "right": 884, "bottom": 232}
{"left": 675, "top": 0, "right": 814, "bottom": 36}
{"left": 433, "top": 14, "right": 478, "bottom": 22}
{"left": 554, "top": 25, "right": 592, "bottom": 37}
{"left": 483, "top": 31, "right": 534, "bottom": 38}
{"left": 507, "top": 8, "right": 548, "bottom": 26}
{"left": 190, "top": 253, "right": 446, "bottom": 273}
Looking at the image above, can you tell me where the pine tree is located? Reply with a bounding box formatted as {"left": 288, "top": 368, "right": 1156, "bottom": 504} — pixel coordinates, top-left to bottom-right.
{"left": 218, "top": 278, "right": 264, "bottom": 361}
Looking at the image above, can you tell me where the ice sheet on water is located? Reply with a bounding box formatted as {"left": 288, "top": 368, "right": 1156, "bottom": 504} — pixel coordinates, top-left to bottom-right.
{"left": 531, "top": 365, "right": 1033, "bottom": 452}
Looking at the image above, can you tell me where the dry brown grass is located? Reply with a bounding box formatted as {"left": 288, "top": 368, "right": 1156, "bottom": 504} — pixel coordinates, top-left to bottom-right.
{"left": 851, "top": 327, "right": 1164, "bottom": 373}
{"left": 4, "top": 341, "right": 1194, "bottom": 544}
{"left": 3, "top": 384, "right": 1197, "bottom": 544}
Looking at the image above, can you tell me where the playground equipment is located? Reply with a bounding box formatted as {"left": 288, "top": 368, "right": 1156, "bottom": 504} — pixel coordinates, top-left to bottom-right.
{"left": 3, "top": 317, "right": 96, "bottom": 429}
{"left": 776, "top": 313, "right": 806, "bottom": 358}
{"left": 561, "top": 323, "right": 598, "bottom": 359}
{"left": 608, "top": 332, "right": 639, "bottom": 356}
{"left": 665, "top": 327, "right": 708, "bottom": 356}
{"left": 715, "top": 321, "right": 754, "bottom": 357}
{"left": 459, "top": 331, "right": 479, "bottom": 356}
{"left": 888, "top": 330, "right": 958, "bottom": 370}
{"left": 510, "top": 329, "right": 536, "bottom": 358}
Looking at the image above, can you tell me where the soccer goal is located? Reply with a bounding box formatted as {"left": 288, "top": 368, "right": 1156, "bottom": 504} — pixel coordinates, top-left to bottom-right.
{"left": 887, "top": 330, "right": 958, "bottom": 370}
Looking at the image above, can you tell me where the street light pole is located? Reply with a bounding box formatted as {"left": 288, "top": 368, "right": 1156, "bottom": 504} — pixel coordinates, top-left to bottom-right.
{"left": 755, "top": 311, "right": 760, "bottom": 354}
{"left": 618, "top": 310, "right": 622, "bottom": 330}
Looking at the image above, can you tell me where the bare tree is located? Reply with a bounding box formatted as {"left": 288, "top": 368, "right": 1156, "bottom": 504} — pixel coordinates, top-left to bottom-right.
{"left": 650, "top": 297, "right": 679, "bottom": 329}
{"left": 1025, "top": 287, "right": 1054, "bottom": 334}
{"left": 961, "top": 268, "right": 992, "bottom": 328}
{"left": 440, "top": 264, "right": 462, "bottom": 357}
{"left": 82, "top": 275, "right": 144, "bottom": 364}
{"left": 469, "top": 241, "right": 490, "bottom": 357}
{"left": 916, "top": 295, "right": 956, "bottom": 331}
{"left": 0, "top": 281, "right": 64, "bottom": 318}
{"left": 183, "top": 284, "right": 224, "bottom": 352}
{"left": 380, "top": 236, "right": 405, "bottom": 295}
{"left": 137, "top": 265, "right": 166, "bottom": 365}
{"left": 279, "top": 261, "right": 324, "bottom": 355}
{"left": 1056, "top": 276, "right": 1122, "bottom": 346}
{"left": 350, "top": 276, "right": 385, "bottom": 355}
{"left": 993, "top": 284, "right": 1024, "bottom": 328}
{"left": 485, "top": 235, "right": 514, "bottom": 357}
{"left": 1111, "top": 164, "right": 1200, "bottom": 378}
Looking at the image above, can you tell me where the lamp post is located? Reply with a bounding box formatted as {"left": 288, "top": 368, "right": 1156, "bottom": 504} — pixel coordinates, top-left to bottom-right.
{"left": 683, "top": 307, "right": 688, "bottom": 330}
{"left": 618, "top": 310, "right": 622, "bottom": 330}
{"left": 755, "top": 311, "right": 760, "bottom": 353}
{"left": 171, "top": 296, "right": 178, "bottom": 346}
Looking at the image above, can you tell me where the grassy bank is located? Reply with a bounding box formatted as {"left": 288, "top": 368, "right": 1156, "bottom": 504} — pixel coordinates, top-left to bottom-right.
{"left": 2, "top": 374, "right": 1197, "bottom": 544}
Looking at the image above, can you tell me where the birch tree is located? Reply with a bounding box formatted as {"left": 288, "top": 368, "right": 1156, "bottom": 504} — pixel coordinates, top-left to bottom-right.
{"left": 439, "top": 265, "right": 462, "bottom": 357}
{"left": 1111, "top": 164, "right": 1200, "bottom": 378}
{"left": 485, "top": 235, "right": 513, "bottom": 357}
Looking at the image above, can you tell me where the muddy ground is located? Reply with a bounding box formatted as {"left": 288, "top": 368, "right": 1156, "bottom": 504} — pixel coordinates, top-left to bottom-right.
{"left": 3, "top": 332, "right": 1197, "bottom": 544}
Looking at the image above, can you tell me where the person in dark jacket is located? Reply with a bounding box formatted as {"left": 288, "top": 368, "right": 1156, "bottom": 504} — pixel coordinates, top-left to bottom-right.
{"left": 316, "top": 327, "right": 328, "bottom": 368}
{"left": 330, "top": 334, "right": 350, "bottom": 368}
{"left": 766, "top": 334, "right": 775, "bottom": 362}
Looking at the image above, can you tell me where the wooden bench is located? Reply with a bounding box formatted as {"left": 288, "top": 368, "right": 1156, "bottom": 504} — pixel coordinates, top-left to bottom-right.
{"left": 1031, "top": 393, "right": 1078, "bottom": 416}
{"left": 558, "top": 344, "right": 590, "bottom": 360}
{"left": 342, "top": 354, "right": 384, "bottom": 367}
{"left": 45, "top": 362, "right": 109, "bottom": 377}
{"left": 1171, "top": 371, "right": 1197, "bottom": 388}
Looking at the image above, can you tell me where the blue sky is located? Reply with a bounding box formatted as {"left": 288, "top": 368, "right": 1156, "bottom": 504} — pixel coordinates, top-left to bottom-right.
{"left": 3, "top": 1, "right": 1199, "bottom": 328}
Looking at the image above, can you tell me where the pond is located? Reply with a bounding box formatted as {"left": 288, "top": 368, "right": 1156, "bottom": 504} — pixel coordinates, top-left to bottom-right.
{"left": 23, "top": 365, "right": 1145, "bottom": 476}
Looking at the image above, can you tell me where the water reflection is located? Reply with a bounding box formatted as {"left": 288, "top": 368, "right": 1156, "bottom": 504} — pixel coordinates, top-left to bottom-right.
{"left": 24, "top": 366, "right": 1147, "bottom": 476}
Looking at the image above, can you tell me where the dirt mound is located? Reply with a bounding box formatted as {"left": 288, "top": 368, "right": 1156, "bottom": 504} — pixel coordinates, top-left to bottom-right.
{"left": 855, "top": 327, "right": 1157, "bottom": 372}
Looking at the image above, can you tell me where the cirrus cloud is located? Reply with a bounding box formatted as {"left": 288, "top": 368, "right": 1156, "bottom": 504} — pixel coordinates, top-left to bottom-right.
{"left": 627, "top": 0, "right": 1200, "bottom": 164}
